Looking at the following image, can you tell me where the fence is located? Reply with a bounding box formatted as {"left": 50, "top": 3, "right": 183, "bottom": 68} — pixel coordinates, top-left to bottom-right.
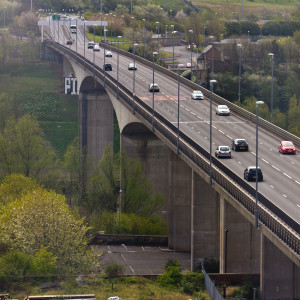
{"left": 202, "top": 267, "right": 225, "bottom": 300}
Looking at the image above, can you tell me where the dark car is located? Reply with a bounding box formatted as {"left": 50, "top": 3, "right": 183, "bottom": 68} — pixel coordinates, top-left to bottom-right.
{"left": 244, "top": 166, "right": 263, "bottom": 182}
{"left": 66, "top": 40, "right": 73, "bottom": 45}
{"left": 232, "top": 139, "right": 249, "bottom": 151}
{"left": 104, "top": 63, "right": 112, "bottom": 71}
{"left": 279, "top": 141, "right": 296, "bottom": 154}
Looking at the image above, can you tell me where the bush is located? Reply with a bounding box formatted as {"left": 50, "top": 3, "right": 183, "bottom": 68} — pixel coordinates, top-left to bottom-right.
{"left": 158, "top": 265, "right": 183, "bottom": 288}
{"left": 182, "top": 272, "right": 204, "bottom": 293}
{"left": 202, "top": 258, "right": 219, "bottom": 273}
{"left": 164, "top": 259, "right": 180, "bottom": 270}
{"left": 104, "top": 263, "right": 124, "bottom": 279}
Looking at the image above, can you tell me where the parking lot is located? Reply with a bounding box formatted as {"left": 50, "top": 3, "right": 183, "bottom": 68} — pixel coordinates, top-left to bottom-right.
{"left": 95, "top": 245, "right": 191, "bottom": 275}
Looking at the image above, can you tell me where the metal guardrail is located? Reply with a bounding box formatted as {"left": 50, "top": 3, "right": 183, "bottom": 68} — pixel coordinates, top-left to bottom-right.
{"left": 202, "top": 266, "right": 225, "bottom": 300}
{"left": 45, "top": 41, "right": 300, "bottom": 257}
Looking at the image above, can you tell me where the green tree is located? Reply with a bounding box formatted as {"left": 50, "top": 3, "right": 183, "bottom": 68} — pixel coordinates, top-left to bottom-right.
{"left": 0, "top": 115, "right": 56, "bottom": 177}
{"left": 0, "top": 188, "right": 93, "bottom": 274}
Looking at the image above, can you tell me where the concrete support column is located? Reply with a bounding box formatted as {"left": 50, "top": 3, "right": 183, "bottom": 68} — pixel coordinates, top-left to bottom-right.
{"left": 219, "top": 196, "right": 225, "bottom": 273}
{"left": 79, "top": 90, "right": 114, "bottom": 166}
{"left": 260, "top": 234, "right": 300, "bottom": 298}
{"left": 191, "top": 170, "right": 219, "bottom": 271}
{"left": 168, "top": 151, "right": 191, "bottom": 252}
{"left": 224, "top": 201, "right": 260, "bottom": 273}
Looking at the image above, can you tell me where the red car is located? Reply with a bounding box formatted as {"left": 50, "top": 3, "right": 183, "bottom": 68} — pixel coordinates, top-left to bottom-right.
{"left": 279, "top": 141, "right": 296, "bottom": 154}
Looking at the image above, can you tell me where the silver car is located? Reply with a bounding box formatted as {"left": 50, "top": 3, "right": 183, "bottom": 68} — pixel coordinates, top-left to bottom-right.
{"left": 191, "top": 90, "right": 204, "bottom": 100}
{"left": 216, "top": 105, "right": 230, "bottom": 116}
{"left": 215, "top": 146, "right": 231, "bottom": 158}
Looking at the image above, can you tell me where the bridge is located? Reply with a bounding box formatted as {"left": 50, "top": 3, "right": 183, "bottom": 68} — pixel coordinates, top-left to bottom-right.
{"left": 39, "top": 17, "right": 300, "bottom": 298}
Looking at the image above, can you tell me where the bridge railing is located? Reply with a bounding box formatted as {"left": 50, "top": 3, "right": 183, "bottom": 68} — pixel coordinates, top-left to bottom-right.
{"left": 45, "top": 41, "right": 300, "bottom": 257}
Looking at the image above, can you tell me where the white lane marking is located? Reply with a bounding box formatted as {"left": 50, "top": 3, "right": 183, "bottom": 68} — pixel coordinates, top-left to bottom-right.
{"left": 227, "top": 135, "right": 232, "bottom": 139}
{"left": 219, "top": 130, "right": 224, "bottom": 134}
{"left": 250, "top": 136, "right": 254, "bottom": 139}
{"left": 297, "top": 204, "right": 300, "bottom": 208}
{"left": 296, "top": 181, "right": 300, "bottom": 185}
{"left": 191, "top": 112, "right": 196, "bottom": 115}
{"left": 251, "top": 152, "right": 256, "bottom": 155}
{"left": 142, "top": 246, "right": 145, "bottom": 251}
{"left": 198, "top": 131, "right": 201, "bottom": 134}
{"left": 283, "top": 194, "right": 287, "bottom": 198}
{"left": 291, "top": 161, "right": 295, "bottom": 164}
{"left": 121, "top": 254, "right": 126, "bottom": 261}
{"left": 185, "top": 108, "right": 190, "bottom": 112}
{"left": 205, "top": 137, "right": 208, "bottom": 140}
{"left": 283, "top": 173, "right": 292, "bottom": 179}
{"left": 238, "top": 161, "right": 242, "bottom": 164}
{"left": 129, "top": 266, "right": 136, "bottom": 274}
{"left": 272, "top": 165, "right": 280, "bottom": 171}
{"left": 212, "top": 125, "right": 217, "bottom": 129}
{"left": 262, "top": 158, "right": 269, "bottom": 164}
{"left": 270, "top": 185, "right": 274, "bottom": 189}
{"left": 197, "top": 116, "right": 202, "bottom": 119}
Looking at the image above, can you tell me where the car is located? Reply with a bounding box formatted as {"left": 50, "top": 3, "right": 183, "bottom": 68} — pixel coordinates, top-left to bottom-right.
{"left": 93, "top": 44, "right": 100, "bottom": 51}
{"left": 128, "top": 63, "right": 137, "bottom": 70}
{"left": 107, "top": 297, "right": 122, "bottom": 300}
{"left": 279, "top": 141, "right": 296, "bottom": 154}
{"left": 149, "top": 83, "right": 160, "bottom": 92}
{"left": 191, "top": 90, "right": 204, "bottom": 100}
{"left": 178, "top": 63, "right": 185, "bottom": 68}
{"left": 244, "top": 166, "right": 263, "bottom": 182}
{"left": 66, "top": 40, "right": 73, "bottom": 45}
{"left": 215, "top": 146, "right": 231, "bottom": 158}
{"left": 231, "top": 139, "right": 249, "bottom": 151}
{"left": 186, "top": 62, "right": 192, "bottom": 68}
{"left": 104, "top": 63, "right": 112, "bottom": 71}
{"left": 105, "top": 51, "right": 112, "bottom": 57}
{"left": 216, "top": 105, "right": 230, "bottom": 116}
{"left": 88, "top": 41, "right": 95, "bottom": 49}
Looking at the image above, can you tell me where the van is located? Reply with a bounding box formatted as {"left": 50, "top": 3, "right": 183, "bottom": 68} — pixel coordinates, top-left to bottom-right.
{"left": 70, "top": 25, "right": 77, "bottom": 34}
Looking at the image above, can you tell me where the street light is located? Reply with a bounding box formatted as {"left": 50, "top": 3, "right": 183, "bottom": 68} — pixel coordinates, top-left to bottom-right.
{"left": 189, "top": 29, "right": 193, "bottom": 74}
{"left": 131, "top": 16, "right": 135, "bottom": 43}
{"left": 114, "top": 15, "right": 116, "bottom": 41}
{"left": 110, "top": 13, "right": 113, "bottom": 44}
{"left": 3, "top": 7, "right": 6, "bottom": 32}
{"left": 121, "top": 15, "right": 125, "bottom": 48}
{"left": 203, "top": 26, "right": 206, "bottom": 46}
{"left": 103, "top": 28, "right": 108, "bottom": 87}
{"left": 76, "top": 19, "right": 78, "bottom": 62}
{"left": 210, "top": 36, "right": 214, "bottom": 73}
{"left": 152, "top": 52, "right": 158, "bottom": 132}
{"left": 31, "top": 0, "right": 32, "bottom": 14}
{"left": 130, "top": 0, "right": 133, "bottom": 14}
{"left": 224, "top": 229, "right": 228, "bottom": 273}
{"left": 156, "top": 21, "right": 160, "bottom": 58}
{"left": 165, "top": 24, "right": 168, "bottom": 36}
{"left": 172, "top": 29, "right": 177, "bottom": 72}
{"left": 117, "top": 36, "right": 122, "bottom": 99}
{"left": 142, "top": 18, "right": 146, "bottom": 58}
{"left": 83, "top": 21, "right": 86, "bottom": 69}
{"left": 93, "top": 24, "right": 96, "bottom": 77}
{"left": 268, "top": 53, "right": 274, "bottom": 123}
{"left": 255, "top": 100, "right": 264, "bottom": 228}
{"left": 209, "top": 79, "right": 217, "bottom": 186}
{"left": 133, "top": 43, "right": 138, "bottom": 113}
{"left": 177, "top": 62, "right": 180, "bottom": 155}
{"left": 237, "top": 43, "right": 242, "bottom": 107}
{"left": 100, "top": 0, "right": 103, "bottom": 37}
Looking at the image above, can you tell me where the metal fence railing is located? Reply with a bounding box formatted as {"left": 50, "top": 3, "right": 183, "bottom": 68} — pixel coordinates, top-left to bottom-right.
{"left": 45, "top": 41, "right": 300, "bottom": 258}
{"left": 202, "top": 267, "right": 225, "bottom": 300}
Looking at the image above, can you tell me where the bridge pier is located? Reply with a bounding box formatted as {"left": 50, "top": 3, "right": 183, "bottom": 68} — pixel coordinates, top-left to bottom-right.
{"left": 79, "top": 82, "right": 114, "bottom": 165}
{"left": 260, "top": 234, "right": 300, "bottom": 298}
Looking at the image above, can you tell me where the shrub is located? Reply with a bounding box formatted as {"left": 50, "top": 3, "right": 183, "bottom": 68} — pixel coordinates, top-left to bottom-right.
{"left": 164, "top": 259, "right": 180, "bottom": 270}
{"left": 104, "top": 263, "right": 125, "bottom": 279}
{"left": 158, "top": 265, "right": 183, "bottom": 288}
{"left": 202, "top": 258, "right": 219, "bottom": 273}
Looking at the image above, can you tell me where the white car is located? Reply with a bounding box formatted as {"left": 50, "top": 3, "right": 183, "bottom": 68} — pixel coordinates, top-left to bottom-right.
{"left": 191, "top": 90, "right": 204, "bottom": 100}
{"left": 105, "top": 51, "right": 112, "bottom": 57}
{"left": 128, "top": 62, "right": 137, "bottom": 70}
{"left": 178, "top": 63, "right": 185, "bottom": 68}
{"left": 87, "top": 41, "right": 95, "bottom": 49}
{"left": 93, "top": 44, "right": 100, "bottom": 51}
{"left": 107, "top": 297, "right": 122, "bottom": 300}
{"left": 216, "top": 105, "right": 230, "bottom": 116}
{"left": 215, "top": 146, "right": 231, "bottom": 158}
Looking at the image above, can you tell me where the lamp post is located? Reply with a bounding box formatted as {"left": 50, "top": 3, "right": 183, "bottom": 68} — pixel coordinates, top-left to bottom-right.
{"left": 142, "top": 18, "right": 146, "bottom": 58}
{"left": 117, "top": 36, "right": 122, "bottom": 99}
{"left": 268, "top": 53, "right": 274, "bottom": 123}
{"left": 114, "top": 15, "right": 116, "bottom": 41}
{"left": 248, "top": 30, "right": 250, "bottom": 40}
{"left": 189, "top": 29, "right": 193, "bottom": 73}
{"left": 203, "top": 26, "right": 206, "bottom": 46}
{"left": 121, "top": 15, "right": 124, "bottom": 48}
{"left": 225, "top": 229, "right": 228, "bottom": 273}
{"left": 237, "top": 43, "right": 242, "bottom": 107}
{"left": 133, "top": 43, "right": 138, "bottom": 113}
{"left": 110, "top": 13, "right": 112, "bottom": 43}
{"left": 130, "top": 0, "right": 133, "bottom": 14}
{"left": 156, "top": 21, "right": 160, "bottom": 58}
{"left": 58, "top": 19, "right": 60, "bottom": 43}
{"left": 209, "top": 79, "right": 217, "bottom": 186}
{"left": 93, "top": 24, "right": 96, "bottom": 77}
{"left": 152, "top": 52, "right": 158, "bottom": 132}
{"left": 31, "top": 0, "right": 32, "bottom": 13}
{"left": 241, "top": 0, "right": 243, "bottom": 21}
{"left": 255, "top": 100, "right": 264, "bottom": 228}
{"left": 100, "top": 0, "right": 102, "bottom": 37}
{"left": 76, "top": 19, "right": 78, "bottom": 62}
{"left": 103, "top": 28, "right": 108, "bottom": 87}
{"left": 172, "top": 28, "right": 177, "bottom": 72}
{"left": 165, "top": 24, "right": 168, "bottom": 36}
{"left": 177, "top": 62, "right": 180, "bottom": 155}
{"left": 84, "top": 21, "right": 86, "bottom": 69}
{"left": 210, "top": 36, "right": 214, "bottom": 73}
{"left": 3, "top": 7, "right": 6, "bottom": 32}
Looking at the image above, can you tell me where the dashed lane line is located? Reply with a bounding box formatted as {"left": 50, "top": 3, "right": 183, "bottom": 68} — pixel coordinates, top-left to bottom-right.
{"left": 262, "top": 158, "right": 269, "bottom": 164}
{"left": 272, "top": 165, "right": 281, "bottom": 171}
{"left": 283, "top": 194, "right": 287, "bottom": 198}
{"left": 219, "top": 130, "right": 225, "bottom": 134}
{"left": 283, "top": 173, "right": 292, "bottom": 179}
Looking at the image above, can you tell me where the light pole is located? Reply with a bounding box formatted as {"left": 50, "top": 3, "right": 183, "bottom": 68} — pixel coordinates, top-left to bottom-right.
{"left": 100, "top": 0, "right": 103, "bottom": 37}
{"left": 93, "top": 24, "right": 96, "bottom": 77}
{"left": 210, "top": 36, "right": 214, "bottom": 73}
{"left": 130, "top": 0, "right": 133, "bottom": 14}
{"left": 84, "top": 21, "right": 86, "bottom": 69}
{"left": 268, "top": 53, "right": 274, "bottom": 123}
{"left": 142, "top": 19, "right": 146, "bottom": 58}
{"left": 241, "top": 0, "right": 243, "bottom": 21}
{"left": 209, "top": 79, "right": 217, "bottom": 186}
{"left": 114, "top": 15, "right": 116, "bottom": 41}
{"left": 131, "top": 16, "right": 135, "bottom": 43}
{"left": 121, "top": 15, "right": 124, "bottom": 48}
{"left": 76, "top": 19, "right": 78, "bottom": 62}
{"left": 224, "top": 229, "right": 228, "bottom": 273}
{"left": 117, "top": 36, "right": 122, "bottom": 99}
{"left": 237, "top": 43, "right": 242, "bottom": 107}
{"left": 31, "top": 0, "right": 32, "bottom": 14}
{"left": 255, "top": 101, "right": 264, "bottom": 228}
{"left": 156, "top": 21, "right": 160, "bottom": 58}
{"left": 110, "top": 13, "right": 112, "bottom": 43}
{"left": 152, "top": 52, "right": 158, "bottom": 132}
{"left": 189, "top": 29, "right": 193, "bottom": 73}
{"left": 103, "top": 28, "right": 108, "bottom": 87}
{"left": 133, "top": 43, "right": 138, "bottom": 113}
{"left": 3, "top": 7, "right": 6, "bottom": 32}
{"left": 165, "top": 24, "right": 168, "bottom": 36}
{"left": 177, "top": 63, "right": 180, "bottom": 155}
{"left": 172, "top": 29, "right": 177, "bottom": 72}
{"left": 248, "top": 30, "right": 250, "bottom": 40}
{"left": 203, "top": 26, "right": 206, "bottom": 46}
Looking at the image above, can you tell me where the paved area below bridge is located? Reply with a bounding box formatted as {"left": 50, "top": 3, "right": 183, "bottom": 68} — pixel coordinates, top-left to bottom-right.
{"left": 94, "top": 245, "right": 191, "bottom": 276}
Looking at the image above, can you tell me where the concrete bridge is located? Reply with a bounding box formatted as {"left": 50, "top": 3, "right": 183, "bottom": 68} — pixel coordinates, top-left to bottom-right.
{"left": 41, "top": 36, "right": 300, "bottom": 298}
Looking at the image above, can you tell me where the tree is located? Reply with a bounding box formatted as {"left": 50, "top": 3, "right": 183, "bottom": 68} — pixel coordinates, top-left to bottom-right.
{"left": 0, "top": 114, "right": 56, "bottom": 178}
{"left": 0, "top": 188, "right": 93, "bottom": 274}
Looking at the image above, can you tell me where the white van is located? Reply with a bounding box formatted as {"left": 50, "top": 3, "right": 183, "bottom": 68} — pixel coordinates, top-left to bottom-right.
{"left": 70, "top": 25, "right": 77, "bottom": 34}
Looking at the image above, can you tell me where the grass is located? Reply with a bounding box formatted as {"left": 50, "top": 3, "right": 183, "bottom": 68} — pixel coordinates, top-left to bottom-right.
{"left": 0, "top": 63, "right": 78, "bottom": 159}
